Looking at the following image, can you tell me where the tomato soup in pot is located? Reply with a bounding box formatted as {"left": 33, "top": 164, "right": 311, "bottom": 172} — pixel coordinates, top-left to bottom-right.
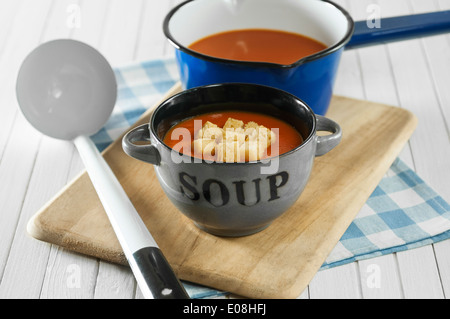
{"left": 188, "top": 29, "right": 327, "bottom": 65}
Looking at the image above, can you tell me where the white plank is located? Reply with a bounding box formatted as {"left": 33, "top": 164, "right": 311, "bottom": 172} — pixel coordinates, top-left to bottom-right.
{"left": 406, "top": 0, "right": 450, "bottom": 300}
{"left": 39, "top": 0, "right": 83, "bottom": 41}
{"left": 40, "top": 248, "right": 98, "bottom": 299}
{"left": 0, "top": 0, "right": 24, "bottom": 159}
{"left": 345, "top": 0, "right": 399, "bottom": 103}
{"left": 71, "top": 0, "right": 111, "bottom": 49}
{"left": 345, "top": 0, "right": 416, "bottom": 167}
{"left": 397, "top": 245, "right": 444, "bottom": 298}
{"left": 407, "top": 0, "right": 450, "bottom": 202}
{"left": 0, "top": 135, "right": 74, "bottom": 298}
{"left": 0, "top": 0, "right": 21, "bottom": 46}
{"left": 433, "top": 239, "right": 450, "bottom": 297}
{"left": 0, "top": 0, "right": 54, "bottom": 297}
{"left": 134, "top": 1, "right": 174, "bottom": 60}
{"left": 309, "top": 263, "right": 362, "bottom": 299}
{"left": 332, "top": 0, "right": 365, "bottom": 101}
{"left": 0, "top": 0, "right": 19, "bottom": 152}
{"left": 358, "top": 255, "right": 403, "bottom": 298}
{"left": 380, "top": 0, "right": 450, "bottom": 199}
{"left": 99, "top": 0, "right": 144, "bottom": 65}
{"left": 0, "top": 1, "right": 45, "bottom": 162}
{"left": 93, "top": 262, "right": 136, "bottom": 299}
{"left": 92, "top": 262, "right": 136, "bottom": 299}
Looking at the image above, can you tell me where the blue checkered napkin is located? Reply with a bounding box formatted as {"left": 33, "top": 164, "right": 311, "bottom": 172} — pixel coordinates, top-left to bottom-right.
{"left": 92, "top": 58, "right": 450, "bottom": 298}
{"left": 322, "top": 158, "right": 450, "bottom": 269}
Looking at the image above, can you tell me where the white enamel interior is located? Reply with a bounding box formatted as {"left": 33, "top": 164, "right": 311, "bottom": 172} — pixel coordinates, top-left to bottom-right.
{"left": 168, "top": 0, "right": 350, "bottom": 49}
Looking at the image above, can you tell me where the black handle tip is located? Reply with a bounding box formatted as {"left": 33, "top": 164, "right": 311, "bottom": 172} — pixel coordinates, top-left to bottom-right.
{"left": 132, "top": 247, "right": 190, "bottom": 299}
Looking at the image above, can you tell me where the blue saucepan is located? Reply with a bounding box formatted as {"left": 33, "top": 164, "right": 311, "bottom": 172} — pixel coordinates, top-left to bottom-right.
{"left": 163, "top": 0, "right": 450, "bottom": 115}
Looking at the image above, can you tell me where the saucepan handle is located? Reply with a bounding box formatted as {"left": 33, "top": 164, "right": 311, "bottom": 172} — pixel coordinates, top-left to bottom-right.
{"left": 122, "top": 124, "right": 161, "bottom": 165}
{"left": 315, "top": 115, "right": 342, "bottom": 157}
{"left": 346, "top": 10, "right": 450, "bottom": 49}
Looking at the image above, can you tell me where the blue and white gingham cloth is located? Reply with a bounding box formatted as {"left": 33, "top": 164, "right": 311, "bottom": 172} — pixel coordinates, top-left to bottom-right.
{"left": 322, "top": 158, "right": 450, "bottom": 269}
{"left": 92, "top": 58, "right": 450, "bottom": 298}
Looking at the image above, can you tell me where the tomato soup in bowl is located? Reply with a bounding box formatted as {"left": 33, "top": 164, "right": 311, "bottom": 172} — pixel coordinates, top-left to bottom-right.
{"left": 163, "top": 110, "right": 304, "bottom": 163}
{"left": 123, "top": 83, "right": 342, "bottom": 237}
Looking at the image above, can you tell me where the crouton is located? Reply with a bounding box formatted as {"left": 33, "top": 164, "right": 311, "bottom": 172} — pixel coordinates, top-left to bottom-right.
{"left": 192, "top": 139, "right": 216, "bottom": 157}
{"left": 216, "top": 141, "right": 242, "bottom": 163}
{"left": 192, "top": 117, "right": 276, "bottom": 162}
{"left": 223, "top": 118, "right": 244, "bottom": 130}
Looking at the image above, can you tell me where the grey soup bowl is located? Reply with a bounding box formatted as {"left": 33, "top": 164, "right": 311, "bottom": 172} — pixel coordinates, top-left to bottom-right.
{"left": 122, "top": 83, "right": 341, "bottom": 237}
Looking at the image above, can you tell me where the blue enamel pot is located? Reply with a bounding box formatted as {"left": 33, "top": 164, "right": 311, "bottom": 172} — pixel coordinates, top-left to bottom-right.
{"left": 163, "top": 0, "right": 450, "bottom": 115}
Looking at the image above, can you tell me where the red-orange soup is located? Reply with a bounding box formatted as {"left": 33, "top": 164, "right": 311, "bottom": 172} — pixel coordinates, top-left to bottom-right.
{"left": 188, "top": 29, "right": 327, "bottom": 65}
{"left": 163, "top": 111, "right": 304, "bottom": 162}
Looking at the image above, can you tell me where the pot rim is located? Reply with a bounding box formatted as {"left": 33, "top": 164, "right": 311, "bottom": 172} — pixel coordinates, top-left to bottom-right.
{"left": 150, "top": 83, "right": 318, "bottom": 166}
{"left": 163, "top": 0, "right": 355, "bottom": 68}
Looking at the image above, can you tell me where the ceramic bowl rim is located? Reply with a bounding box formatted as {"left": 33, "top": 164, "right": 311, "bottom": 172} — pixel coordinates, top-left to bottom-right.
{"left": 150, "top": 82, "right": 318, "bottom": 166}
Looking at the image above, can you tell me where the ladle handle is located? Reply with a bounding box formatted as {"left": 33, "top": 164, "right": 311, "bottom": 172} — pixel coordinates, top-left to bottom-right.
{"left": 73, "top": 135, "right": 189, "bottom": 299}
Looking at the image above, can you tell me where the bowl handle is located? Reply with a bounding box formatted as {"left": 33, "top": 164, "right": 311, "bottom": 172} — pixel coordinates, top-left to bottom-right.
{"left": 122, "top": 124, "right": 161, "bottom": 165}
{"left": 315, "top": 116, "right": 342, "bottom": 157}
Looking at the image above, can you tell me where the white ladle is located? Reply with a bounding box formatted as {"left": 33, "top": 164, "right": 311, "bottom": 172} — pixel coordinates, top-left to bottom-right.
{"left": 16, "top": 39, "right": 189, "bottom": 299}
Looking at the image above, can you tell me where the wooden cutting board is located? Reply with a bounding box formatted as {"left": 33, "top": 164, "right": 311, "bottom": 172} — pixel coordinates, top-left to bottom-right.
{"left": 27, "top": 83, "right": 417, "bottom": 299}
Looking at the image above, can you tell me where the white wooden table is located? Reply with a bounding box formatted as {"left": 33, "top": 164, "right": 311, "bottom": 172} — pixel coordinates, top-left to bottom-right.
{"left": 1, "top": 0, "right": 449, "bottom": 299}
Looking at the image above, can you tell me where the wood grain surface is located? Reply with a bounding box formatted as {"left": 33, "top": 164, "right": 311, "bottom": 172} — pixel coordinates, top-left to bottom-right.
{"left": 27, "top": 83, "right": 417, "bottom": 298}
